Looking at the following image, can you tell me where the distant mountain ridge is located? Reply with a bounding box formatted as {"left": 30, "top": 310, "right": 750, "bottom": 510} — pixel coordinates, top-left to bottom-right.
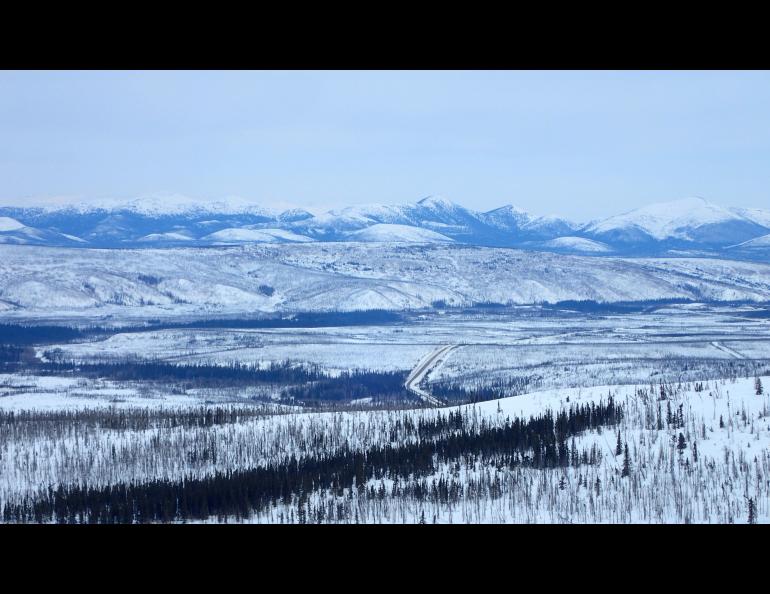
{"left": 2, "top": 195, "right": 770, "bottom": 260}
{"left": 4, "top": 243, "right": 770, "bottom": 317}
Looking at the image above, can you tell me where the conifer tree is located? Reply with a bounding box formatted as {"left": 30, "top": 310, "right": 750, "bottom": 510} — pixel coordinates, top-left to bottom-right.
{"left": 621, "top": 444, "right": 631, "bottom": 478}
{"left": 756, "top": 377, "right": 764, "bottom": 396}
{"left": 677, "top": 432, "right": 687, "bottom": 455}
{"left": 748, "top": 498, "right": 756, "bottom": 525}
{"left": 616, "top": 430, "right": 623, "bottom": 456}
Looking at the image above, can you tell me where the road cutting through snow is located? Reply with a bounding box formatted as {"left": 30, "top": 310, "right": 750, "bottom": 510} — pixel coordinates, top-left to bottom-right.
{"left": 405, "top": 344, "right": 459, "bottom": 406}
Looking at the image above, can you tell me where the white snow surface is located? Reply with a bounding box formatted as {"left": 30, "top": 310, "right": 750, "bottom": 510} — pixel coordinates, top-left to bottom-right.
{"left": 138, "top": 232, "right": 195, "bottom": 242}
{"left": 3, "top": 243, "right": 770, "bottom": 317}
{"left": 541, "top": 236, "right": 612, "bottom": 252}
{"left": 586, "top": 197, "right": 754, "bottom": 240}
{"left": 347, "top": 224, "right": 454, "bottom": 243}
{"left": 0, "top": 217, "right": 26, "bottom": 232}
{"left": 731, "top": 207, "right": 770, "bottom": 229}
{"left": 2, "top": 374, "right": 769, "bottom": 523}
{"left": 202, "top": 228, "right": 314, "bottom": 243}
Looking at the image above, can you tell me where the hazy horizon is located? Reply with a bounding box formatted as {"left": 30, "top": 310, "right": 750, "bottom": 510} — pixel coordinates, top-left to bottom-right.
{"left": 0, "top": 191, "right": 753, "bottom": 225}
{"left": 2, "top": 70, "right": 770, "bottom": 219}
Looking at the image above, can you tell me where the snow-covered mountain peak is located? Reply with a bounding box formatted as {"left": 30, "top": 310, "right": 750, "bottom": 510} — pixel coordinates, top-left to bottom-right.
{"left": 277, "top": 208, "right": 314, "bottom": 223}
{"left": 485, "top": 204, "right": 529, "bottom": 216}
{"left": 479, "top": 204, "right": 534, "bottom": 233}
{"left": 336, "top": 203, "right": 410, "bottom": 222}
{"left": 416, "top": 195, "right": 462, "bottom": 211}
{"left": 1, "top": 194, "right": 769, "bottom": 257}
{"left": 586, "top": 196, "right": 750, "bottom": 241}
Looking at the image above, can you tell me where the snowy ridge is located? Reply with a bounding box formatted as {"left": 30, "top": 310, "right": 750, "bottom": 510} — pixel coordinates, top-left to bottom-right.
{"left": 584, "top": 196, "right": 770, "bottom": 247}
{"left": 2, "top": 195, "right": 770, "bottom": 258}
{"left": 585, "top": 197, "right": 741, "bottom": 240}
{"left": 3, "top": 243, "right": 770, "bottom": 318}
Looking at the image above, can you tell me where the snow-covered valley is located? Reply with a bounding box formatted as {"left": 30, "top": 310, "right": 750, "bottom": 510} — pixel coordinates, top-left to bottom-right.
{"left": 2, "top": 235, "right": 770, "bottom": 524}
{"left": 2, "top": 297, "right": 770, "bottom": 523}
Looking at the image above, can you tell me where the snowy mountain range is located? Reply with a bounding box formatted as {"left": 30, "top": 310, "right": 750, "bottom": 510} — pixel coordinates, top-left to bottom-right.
{"left": 2, "top": 195, "right": 770, "bottom": 259}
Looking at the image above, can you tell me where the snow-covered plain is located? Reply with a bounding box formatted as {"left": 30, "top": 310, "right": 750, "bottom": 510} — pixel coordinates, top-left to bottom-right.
{"left": 36, "top": 305, "right": 770, "bottom": 391}
{"left": 2, "top": 301, "right": 770, "bottom": 522}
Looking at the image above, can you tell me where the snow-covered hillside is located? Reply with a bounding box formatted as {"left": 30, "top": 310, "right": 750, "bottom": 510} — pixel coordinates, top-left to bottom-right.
{"left": 0, "top": 217, "right": 86, "bottom": 246}
{"left": 137, "top": 232, "right": 195, "bottom": 243}
{"left": 731, "top": 207, "right": 770, "bottom": 229}
{"left": 3, "top": 243, "right": 770, "bottom": 318}
{"left": 346, "top": 224, "right": 453, "bottom": 243}
{"left": 202, "top": 228, "right": 314, "bottom": 243}
{"left": 583, "top": 196, "right": 770, "bottom": 247}
{"left": 1, "top": 373, "right": 768, "bottom": 523}
{"left": 540, "top": 236, "right": 612, "bottom": 253}
{"left": 731, "top": 234, "right": 770, "bottom": 249}
{"left": 0, "top": 217, "right": 25, "bottom": 232}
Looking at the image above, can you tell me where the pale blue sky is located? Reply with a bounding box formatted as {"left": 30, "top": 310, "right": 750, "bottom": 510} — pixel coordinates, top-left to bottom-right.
{"left": 1, "top": 70, "right": 769, "bottom": 220}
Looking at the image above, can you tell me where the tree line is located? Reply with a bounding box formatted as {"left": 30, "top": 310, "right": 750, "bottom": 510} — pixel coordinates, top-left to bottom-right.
{"left": 0, "top": 311, "right": 403, "bottom": 347}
